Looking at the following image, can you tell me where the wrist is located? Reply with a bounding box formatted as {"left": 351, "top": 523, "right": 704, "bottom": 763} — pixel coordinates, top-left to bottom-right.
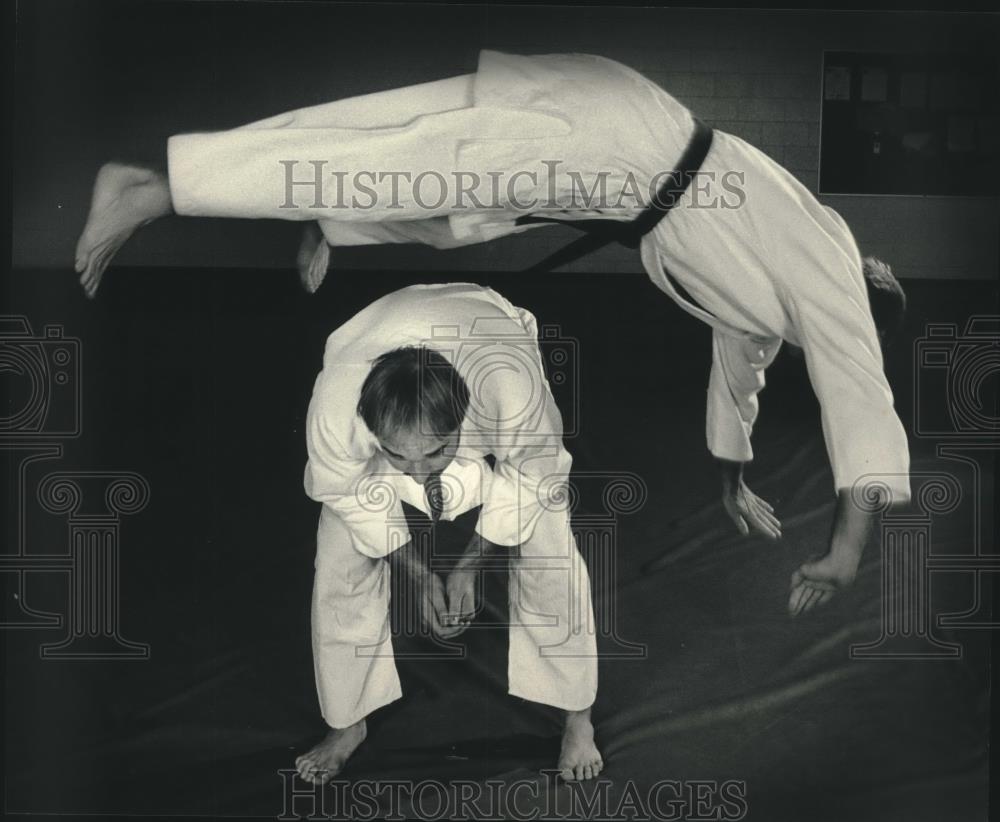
{"left": 828, "top": 490, "right": 876, "bottom": 560}
{"left": 391, "top": 542, "right": 430, "bottom": 578}
{"left": 829, "top": 528, "right": 869, "bottom": 560}
{"left": 715, "top": 457, "right": 744, "bottom": 492}
{"left": 456, "top": 534, "right": 494, "bottom": 571}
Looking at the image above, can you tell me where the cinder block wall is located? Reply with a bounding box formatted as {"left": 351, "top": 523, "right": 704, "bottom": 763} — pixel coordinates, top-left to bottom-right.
{"left": 14, "top": 3, "right": 999, "bottom": 279}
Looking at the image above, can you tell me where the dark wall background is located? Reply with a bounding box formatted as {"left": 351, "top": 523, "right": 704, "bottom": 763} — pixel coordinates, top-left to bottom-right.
{"left": 12, "top": 0, "right": 1000, "bottom": 279}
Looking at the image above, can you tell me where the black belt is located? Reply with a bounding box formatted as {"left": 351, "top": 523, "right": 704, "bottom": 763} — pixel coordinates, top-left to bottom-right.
{"left": 514, "top": 118, "right": 714, "bottom": 273}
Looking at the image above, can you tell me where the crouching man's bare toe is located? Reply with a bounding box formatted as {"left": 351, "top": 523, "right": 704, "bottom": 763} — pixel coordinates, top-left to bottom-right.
{"left": 558, "top": 708, "right": 604, "bottom": 782}
{"left": 294, "top": 719, "right": 367, "bottom": 784}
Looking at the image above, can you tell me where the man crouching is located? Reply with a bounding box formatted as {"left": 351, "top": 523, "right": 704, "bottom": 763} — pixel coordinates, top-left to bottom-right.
{"left": 295, "top": 283, "right": 600, "bottom": 784}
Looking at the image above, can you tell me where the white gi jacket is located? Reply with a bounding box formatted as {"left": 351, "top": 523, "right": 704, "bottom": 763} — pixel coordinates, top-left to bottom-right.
{"left": 451, "top": 52, "right": 910, "bottom": 503}
{"left": 304, "top": 283, "right": 571, "bottom": 558}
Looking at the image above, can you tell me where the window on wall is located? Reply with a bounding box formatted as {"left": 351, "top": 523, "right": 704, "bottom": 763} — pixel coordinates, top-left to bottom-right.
{"left": 819, "top": 51, "right": 999, "bottom": 196}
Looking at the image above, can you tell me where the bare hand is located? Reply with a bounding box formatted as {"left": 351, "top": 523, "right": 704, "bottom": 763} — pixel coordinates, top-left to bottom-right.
{"left": 723, "top": 480, "right": 782, "bottom": 540}
{"left": 416, "top": 572, "right": 465, "bottom": 639}
{"left": 788, "top": 553, "right": 859, "bottom": 616}
{"left": 444, "top": 568, "right": 479, "bottom": 635}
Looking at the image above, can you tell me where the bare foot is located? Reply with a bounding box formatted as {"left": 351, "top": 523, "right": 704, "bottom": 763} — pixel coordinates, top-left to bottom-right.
{"left": 74, "top": 162, "right": 173, "bottom": 298}
{"left": 557, "top": 708, "right": 603, "bottom": 781}
{"left": 294, "top": 720, "right": 367, "bottom": 784}
{"left": 788, "top": 552, "right": 860, "bottom": 616}
{"left": 297, "top": 223, "right": 330, "bottom": 294}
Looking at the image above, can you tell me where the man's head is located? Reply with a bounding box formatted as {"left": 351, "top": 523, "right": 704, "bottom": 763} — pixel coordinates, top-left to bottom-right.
{"left": 863, "top": 256, "right": 906, "bottom": 346}
{"left": 357, "top": 346, "right": 470, "bottom": 484}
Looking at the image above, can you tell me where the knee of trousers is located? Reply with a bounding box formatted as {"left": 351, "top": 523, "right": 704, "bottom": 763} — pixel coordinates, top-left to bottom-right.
{"left": 312, "top": 577, "right": 392, "bottom": 648}
{"left": 512, "top": 510, "right": 594, "bottom": 589}
{"left": 312, "top": 509, "right": 392, "bottom": 647}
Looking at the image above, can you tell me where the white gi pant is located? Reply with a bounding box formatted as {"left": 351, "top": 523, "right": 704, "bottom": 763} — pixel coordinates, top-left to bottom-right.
{"left": 311, "top": 455, "right": 598, "bottom": 729}
{"left": 167, "top": 54, "right": 652, "bottom": 242}
{"left": 169, "top": 72, "right": 488, "bottom": 227}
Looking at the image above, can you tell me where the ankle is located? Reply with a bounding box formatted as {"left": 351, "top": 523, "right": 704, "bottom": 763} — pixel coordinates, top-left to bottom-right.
{"left": 334, "top": 718, "right": 366, "bottom": 735}
{"left": 108, "top": 151, "right": 168, "bottom": 176}
{"left": 564, "top": 707, "right": 592, "bottom": 726}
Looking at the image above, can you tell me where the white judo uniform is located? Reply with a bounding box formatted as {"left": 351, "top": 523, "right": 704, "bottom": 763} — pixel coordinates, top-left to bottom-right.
{"left": 304, "top": 283, "right": 597, "bottom": 728}
{"left": 169, "top": 49, "right": 911, "bottom": 507}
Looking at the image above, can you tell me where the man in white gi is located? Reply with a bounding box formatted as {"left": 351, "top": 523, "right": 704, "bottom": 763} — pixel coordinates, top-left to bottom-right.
{"left": 75, "top": 50, "right": 911, "bottom": 616}
{"left": 293, "top": 282, "right": 600, "bottom": 783}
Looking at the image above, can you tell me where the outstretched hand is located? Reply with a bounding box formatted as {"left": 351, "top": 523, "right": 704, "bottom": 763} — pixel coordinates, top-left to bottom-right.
{"left": 723, "top": 480, "right": 782, "bottom": 540}
{"left": 788, "top": 488, "right": 876, "bottom": 616}
{"left": 788, "top": 553, "right": 859, "bottom": 616}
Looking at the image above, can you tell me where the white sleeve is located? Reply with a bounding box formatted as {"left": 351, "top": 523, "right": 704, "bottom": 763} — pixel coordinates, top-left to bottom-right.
{"left": 304, "top": 411, "right": 404, "bottom": 560}
{"left": 784, "top": 284, "right": 911, "bottom": 502}
{"left": 475, "top": 418, "right": 572, "bottom": 547}
{"left": 706, "top": 331, "right": 782, "bottom": 463}
{"left": 471, "top": 307, "right": 572, "bottom": 546}
{"left": 476, "top": 460, "right": 572, "bottom": 547}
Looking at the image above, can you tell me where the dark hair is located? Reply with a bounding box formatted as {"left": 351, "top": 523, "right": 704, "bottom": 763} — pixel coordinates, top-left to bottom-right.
{"left": 357, "top": 346, "right": 470, "bottom": 439}
{"left": 863, "top": 256, "right": 906, "bottom": 345}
